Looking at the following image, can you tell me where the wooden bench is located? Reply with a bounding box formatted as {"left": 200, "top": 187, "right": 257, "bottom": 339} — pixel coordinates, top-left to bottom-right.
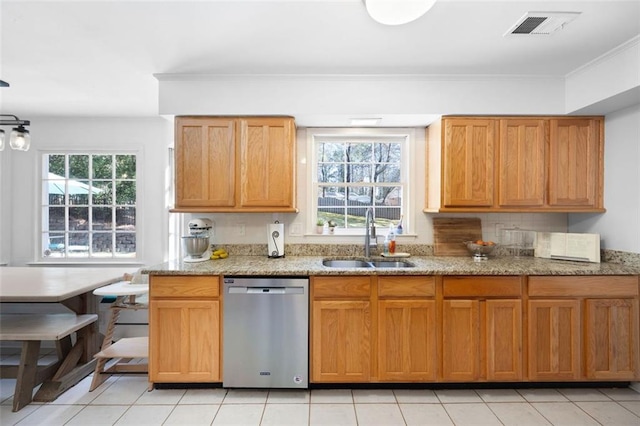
{"left": 0, "top": 313, "right": 98, "bottom": 412}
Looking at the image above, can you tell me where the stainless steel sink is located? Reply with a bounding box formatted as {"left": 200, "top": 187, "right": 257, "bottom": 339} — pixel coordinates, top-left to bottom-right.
{"left": 369, "top": 260, "right": 414, "bottom": 268}
{"left": 322, "top": 259, "right": 414, "bottom": 268}
{"left": 322, "top": 259, "right": 373, "bottom": 268}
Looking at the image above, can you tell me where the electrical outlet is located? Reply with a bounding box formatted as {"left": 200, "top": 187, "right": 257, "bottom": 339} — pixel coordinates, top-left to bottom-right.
{"left": 237, "top": 223, "right": 246, "bottom": 236}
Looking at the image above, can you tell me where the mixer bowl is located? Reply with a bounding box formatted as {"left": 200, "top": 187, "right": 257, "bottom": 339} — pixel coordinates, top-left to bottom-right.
{"left": 182, "top": 236, "right": 209, "bottom": 258}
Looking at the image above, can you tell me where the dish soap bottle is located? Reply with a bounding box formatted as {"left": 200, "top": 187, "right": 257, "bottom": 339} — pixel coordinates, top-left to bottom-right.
{"left": 387, "top": 225, "right": 396, "bottom": 255}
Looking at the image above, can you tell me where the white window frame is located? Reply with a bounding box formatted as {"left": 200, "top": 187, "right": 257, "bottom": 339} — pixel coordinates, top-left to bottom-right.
{"left": 38, "top": 151, "right": 141, "bottom": 263}
{"left": 307, "top": 128, "right": 416, "bottom": 236}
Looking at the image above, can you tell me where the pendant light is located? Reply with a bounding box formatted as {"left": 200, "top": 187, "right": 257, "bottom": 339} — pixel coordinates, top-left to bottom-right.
{"left": 0, "top": 114, "right": 31, "bottom": 151}
{"left": 363, "top": 0, "right": 436, "bottom": 25}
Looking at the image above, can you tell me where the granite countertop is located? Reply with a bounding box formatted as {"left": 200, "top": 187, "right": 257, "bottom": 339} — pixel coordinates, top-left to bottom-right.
{"left": 141, "top": 255, "right": 640, "bottom": 277}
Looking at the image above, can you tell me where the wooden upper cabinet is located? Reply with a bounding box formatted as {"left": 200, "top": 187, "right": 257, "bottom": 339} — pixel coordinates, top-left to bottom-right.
{"left": 426, "top": 115, "right": 604, "bottom": 212}
{"left": 174, "top": 116, "right": 297, "bottom": 212}
{"left": 442, "top": 118, "right": 495, "bottom": 207}
{"left": 498, "top": 119, "right": 546, "bottom": 207}
{"left": 175, "top": 117, "right": 236, "bottom": 208}
{"left": 239, "top": 118, "right": 296, "bottom": 208}
{"left": 548, "top": 118, "right": 603, "bottom": 209}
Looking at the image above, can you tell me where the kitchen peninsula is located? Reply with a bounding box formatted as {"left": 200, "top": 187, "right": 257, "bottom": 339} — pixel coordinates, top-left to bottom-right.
{"left": 143, "top": 254, "right": 640, "bottom": 387}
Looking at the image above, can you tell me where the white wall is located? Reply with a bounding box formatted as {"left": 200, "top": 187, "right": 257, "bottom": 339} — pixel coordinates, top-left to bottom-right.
{"left": 3, "top": 117, "right": 172, "bottom": 266}
{"left": 568, "top": 103, "right": 640, "bottom": 254}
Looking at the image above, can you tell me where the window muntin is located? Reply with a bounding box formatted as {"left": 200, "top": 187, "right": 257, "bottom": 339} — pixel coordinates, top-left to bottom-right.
{"left": 313, "top": 133, "right": 408, "bottom": 233}
{"left": 41, "top": 153, "right": 137, "bottom": 260}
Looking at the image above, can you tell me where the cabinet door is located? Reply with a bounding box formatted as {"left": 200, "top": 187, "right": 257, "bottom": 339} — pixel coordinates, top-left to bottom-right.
{"left": 442, "top": 300, "right": 480, "bottom": 381}
{"left": 528, "top": 299, "right": 581, "bottom": 381}
{"left": 239, "top": 117, "right": 295, "bottom": 208}
{"left": 498, "top": 119, "right": 546, "bottom": 207}
{"left": 175, "top": 117, "right": 236, "bottom": 208}
{"left": 585, "top": 298, "right": 640, "bottom": 380}
{"left": 149, "top": 299, "right": 220, "bottom": 382}
{"left": 311, "top": 300, "right": 370, "bottom": 382}
{"left": 378, "top": 300, "right": 436, "bottom": 381}
{"left": 442, "top": 118, "right": 495, "bottom": 207}
{"left": 548, "top": 118, "right": 602, "bottom": 208}
{"left": 486, "top": 300, "right": 522, "bottom": 381}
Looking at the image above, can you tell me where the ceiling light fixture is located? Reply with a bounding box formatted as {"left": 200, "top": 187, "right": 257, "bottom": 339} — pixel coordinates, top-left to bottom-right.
{"left": 363, "top": 0, "right": 436, "bottom": 25}
{"left": 0, "top": 114, "right": 31, "bottom": 151}
{"left": 350, "top": 118, "right": 382, "bottom": 126}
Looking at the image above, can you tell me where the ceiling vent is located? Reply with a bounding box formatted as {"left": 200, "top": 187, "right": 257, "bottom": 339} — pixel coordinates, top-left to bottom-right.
{"left": 505, "top": 12, "right": 581, "bottom": 36}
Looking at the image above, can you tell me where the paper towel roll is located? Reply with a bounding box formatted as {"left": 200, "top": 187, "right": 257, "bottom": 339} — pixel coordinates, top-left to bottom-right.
{"left": 268, "top": 222, "right": 285, "bottom": 258}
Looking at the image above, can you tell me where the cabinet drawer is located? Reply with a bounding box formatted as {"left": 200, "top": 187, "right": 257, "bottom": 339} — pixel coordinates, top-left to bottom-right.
{"left": 378, "top": 276, "right": 435, "bottom": 298}
{"left": 312, "top": 276, "right": 371, "bottom": 298}
{"left": 150, "top": 275, "right": 220, "bottom": 298}
{"left": 443, "top": 276, "right": 522, "bottom": 297}
{"left": 529, "top": 276, "right": 639, "bottom": 297}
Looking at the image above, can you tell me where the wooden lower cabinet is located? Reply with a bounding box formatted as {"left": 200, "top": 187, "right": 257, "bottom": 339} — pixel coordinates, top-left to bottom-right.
{"left": 311, "top": 276, "right": 372, "bottom": 383}
{"left": 528, "top": 275, "right": 640, "bottom": 381}
{"left": 585, "top": 298, "right": 640, "bottom": 380}
{"left": 311, "top": 300, "right": 371, "bottom": 382}
{"left": 441, "top": 276, "right": 523, "bottom": 382}
{"left": 442, "top": 299, "right": 522, "bottom": 381}
{"left": 442, "top": 300, "right": 480, "bottom": 381}
{"left": 377, "top": 276, "right": 437, "bottom": 381}
{"left": 149, "top": 276, "right": 221, "bottom": 383}
{"left": 528, "top": 299, "right": 581, "bottom": 381}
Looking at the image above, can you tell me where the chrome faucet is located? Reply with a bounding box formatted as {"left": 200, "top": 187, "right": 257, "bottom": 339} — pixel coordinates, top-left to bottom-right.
{"left": 364, "top": 208, "right": 377, "bottom": 257}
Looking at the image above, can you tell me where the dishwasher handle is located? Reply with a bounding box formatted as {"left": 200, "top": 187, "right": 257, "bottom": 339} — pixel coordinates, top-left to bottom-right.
{"left": 228, "top": 286, "right": 305, "bottom": 295}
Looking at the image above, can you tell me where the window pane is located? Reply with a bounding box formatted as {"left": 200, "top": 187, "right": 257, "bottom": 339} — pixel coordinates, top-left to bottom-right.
{"left": 116, "top": 181, "right": 136, "bottom": 205}
{"left": 93, "top": 181, "right": 112, "bottom": 205}
{"left": 346, "top": 143, "right": 372, "bottom": 162}
{"left": 375, "top": 163, "right": 401, "bottom": 183}
{"left": 46, "top": 178, "right": 66, "bottom": 205}
{"left": 92, "top": 207, "right": 113, "bottom": 230}
{"left": 69, "top": 207, "right": 88, "bottom": 230}
{"left": 92, "top": 155, "right": 113, "bottom": 179}
{"left": 347, "top": 163, "right": 371, "bottom": 182}
{"left": 374, "top": 143, "right": 401, "bottom": 162}
{"left": 116, "top": 207, "right": 136, "bottom": 229}
{"left": 48, "top": 207, "right": 65, "bottom": 231}
{"left": 45, "top": 233, "right": 65, "bottom": 256}
{"left": 346, "top": 187, "right": 372, "bottom": 205}
{"left": 317, "top": 163, "right": 345, "bottom": 183}
{"left": 116, "top": 155, "right": 136, "bottom": 179}
{"left": 318, "top": 186, "right": 346, "bottom": 204}
{"left": 68, "top": 232, "right": 89, "bottom": 257}
{"left": 116, "top": 233, "right": 136, "bottom": 255}
{"left": 69, "top": 155, "right": 89, "bottom": 179}
{"left": 376, "top": 186, "right": 402, "bottom": 206}
{"left": 47, "top": 154, "right": 65, "bottom": 176}
{"left": 93, "top": 232, "right": 112, "bottom": 254}
{"left": 317, "top": 142, "right": 344, "bottom": 162}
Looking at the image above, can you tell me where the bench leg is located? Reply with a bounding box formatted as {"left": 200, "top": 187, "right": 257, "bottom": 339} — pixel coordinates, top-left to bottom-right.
{"left": 13, "top": 341, "right": 41, "bottom": 412}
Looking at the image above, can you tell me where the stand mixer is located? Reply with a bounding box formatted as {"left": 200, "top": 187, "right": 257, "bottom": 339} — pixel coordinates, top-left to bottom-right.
{"left": 182, "top": 218, "right": 213, "bottom": 263}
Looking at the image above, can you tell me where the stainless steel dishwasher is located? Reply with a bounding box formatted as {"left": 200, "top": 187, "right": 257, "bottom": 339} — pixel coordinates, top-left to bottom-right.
{"left": 223, "top": 277, "right": 309, "bottom": 388}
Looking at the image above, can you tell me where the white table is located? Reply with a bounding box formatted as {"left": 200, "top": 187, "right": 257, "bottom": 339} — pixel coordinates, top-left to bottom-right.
{"left": 0, "top": 267, "right": 137, "bottom": 407}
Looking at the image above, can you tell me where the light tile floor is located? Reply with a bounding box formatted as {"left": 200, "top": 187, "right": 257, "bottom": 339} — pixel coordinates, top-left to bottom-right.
{"left": 1, "top": 374, "right": 639, "bottom": 426}
{"left": 1, "top": 348, "right": 639, "bottom": 426}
